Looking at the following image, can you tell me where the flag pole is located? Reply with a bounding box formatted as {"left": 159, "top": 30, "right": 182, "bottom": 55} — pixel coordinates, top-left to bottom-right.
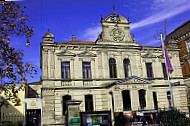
{"left": 160, "top": 33, "right": 175, "bottom": 109}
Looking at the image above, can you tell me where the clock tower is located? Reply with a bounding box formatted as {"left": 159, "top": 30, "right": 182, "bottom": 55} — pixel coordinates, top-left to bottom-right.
{"left": 96, "top": 8, "right": 138, "bottom": 46}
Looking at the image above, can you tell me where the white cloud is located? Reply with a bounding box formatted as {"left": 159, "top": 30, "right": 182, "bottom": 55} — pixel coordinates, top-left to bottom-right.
{"left": 130, "top": 0, "right": 190, "bottom": 29}
{"left": 82, "top": 25, "right": 102, "bottom": 41}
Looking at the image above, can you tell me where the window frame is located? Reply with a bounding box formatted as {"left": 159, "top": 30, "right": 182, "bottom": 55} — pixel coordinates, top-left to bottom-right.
{"left": 162, "top": 63, "right": 168, "bottom": 78}
{"left": 61, "top": 62, "right": 71, "bottom": 79}
{"left": 109, "top": 58, "right": 117, "bottom": 78}
{"left": 122, "top": 90, "right": 131, "bottom": 110}
{"left": 83, "top": 62, "right": 91, "bottom": 79}
{"left": 123, "top": 59, "right": 131, "bottom": 78}
{"left": 85, "top": 95, "right": 93, "bottom": 112}
{"left": 167, "top": 91, "right": 172, "bottom": 107}
{"left": 146, "top": 63, "right": 153, "bottom": 78}
{"left": 139, "top": 89, "right": 146, "bottom": 109}
{"left": 185, "top": 38, "right": 190, "bottom": 53}
{"left": 153, "top": 92, "right": 158, "bottom": 110}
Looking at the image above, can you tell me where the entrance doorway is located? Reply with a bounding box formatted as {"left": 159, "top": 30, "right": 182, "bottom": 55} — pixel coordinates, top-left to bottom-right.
{"left": 26, "top": 109, "right": 41, "bottom": 126}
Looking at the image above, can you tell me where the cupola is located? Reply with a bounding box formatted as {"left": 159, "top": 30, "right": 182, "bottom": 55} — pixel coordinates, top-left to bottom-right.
{"left": 43, "top": 30, "right": 55, "bottom": 43}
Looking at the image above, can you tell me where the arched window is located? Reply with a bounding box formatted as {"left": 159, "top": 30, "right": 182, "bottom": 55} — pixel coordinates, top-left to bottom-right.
{"left": 85, "top": 95, "right": 93, "bottom": 112}
{"left": 167, "top": 91, "right": 172, "bottom": 107}
{"left": 139, "top": 89, "right": 146, "bottom": 109}
{"left": 62, "top": 95, "right": 71, "bottom": 115}
{"left": 109, "top": 58, "right": 117, "bottom": 78}
{"left": 153, "top": 92, "right": 158, "bottom": 109}
{"left": 122, "top": 90, "right": 131, "bottom": 110}
{"left": 123, "top": 59, "right": 131, "bottom": 78}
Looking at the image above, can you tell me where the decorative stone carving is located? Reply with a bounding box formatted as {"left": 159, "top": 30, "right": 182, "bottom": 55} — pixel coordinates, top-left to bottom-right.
{"left": 110, "top": 28, "right": 125, "bottom": 42}
{"left": 141, "top": 53, "right": 157, "bottom": 58}
{"left": 78, "top": 51, "right": 96, "bottom": 57}
{"left": 121, "top": 76, "right": 152, "bottom": 84}
{"left": 42, "top": 48, "right": 49, "bottom": 52}
{"left": 157, "top": 54, "right": 172, "bottom": 59}
{"left": 157, "top": 54, "right": 172, "bottom": 62}
{"left": 56, "top": 50, "right": 76, "bottom": 57}
{"left": 105, "top": 76, "right": 152, "bottom": 88}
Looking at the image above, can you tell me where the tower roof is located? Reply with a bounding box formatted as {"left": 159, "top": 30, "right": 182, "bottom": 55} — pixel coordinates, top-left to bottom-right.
{"left": 43, "top": 32, "right": 54, "bottom": 38}
{"left": 101, "top": 7, "right": 129, "bottom": 24}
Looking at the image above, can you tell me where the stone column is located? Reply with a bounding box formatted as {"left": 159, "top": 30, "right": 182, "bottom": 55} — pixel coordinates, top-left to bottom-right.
{"left": 116, "top": 52, "right": 123, "bottom": 78}
{"left": 42, "top": 49, "right": 48, "bottom": 79}
{"left": 91, "top": 58, "right": 95, "bottom": 79}
{"left": 146, "top": 90, "right": 154, "bottom": 110}
{"left": 113, "top": 91, "right": 123, "bottom": 112}
{"left": 96, "top": 51, "right": 103, "bottom": 79}
{"left": 102, "top": 51, "right": 109, "bottom": 78}
{"left": 50, "top": 49, "right": 55, "bottom": 79}
{"left": 131, "top": 88, "right": 139, "bottom": 110}
{"left": 70, "top": 58, "right": 75, "bottom": 79}
{"left": 76, "top": 58, "right": 82, "bottom": 79}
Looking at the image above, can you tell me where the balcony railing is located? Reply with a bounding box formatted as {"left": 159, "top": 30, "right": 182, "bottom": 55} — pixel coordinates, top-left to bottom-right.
{"left": 61, "top": 81, "right": 72, "bottom": 86}
{"left": 83, "top": 80, "right": 93, "bottom": 86}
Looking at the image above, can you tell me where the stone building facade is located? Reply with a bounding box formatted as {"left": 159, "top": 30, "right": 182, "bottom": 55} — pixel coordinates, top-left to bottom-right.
{"left": 41, "top": 10, "right": 188, "bottom": 125}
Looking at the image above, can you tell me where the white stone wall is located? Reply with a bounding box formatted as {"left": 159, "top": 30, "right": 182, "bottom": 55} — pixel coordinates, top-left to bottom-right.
{"left": 41, "top": 43, "right": 188, "bottom": 125}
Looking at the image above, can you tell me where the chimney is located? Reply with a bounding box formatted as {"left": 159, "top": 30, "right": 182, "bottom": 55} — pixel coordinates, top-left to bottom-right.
{"left": 72, "top": 35, "right": 76, "bottom": 42}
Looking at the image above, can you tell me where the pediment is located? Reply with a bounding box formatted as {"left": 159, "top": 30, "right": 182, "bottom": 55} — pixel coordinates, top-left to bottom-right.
{"left": 56, "top": 50, "right": 76, "bottom": 56}
{"left": 105, "top": 76, "right": 152, "bottom": 88}
{"left": 78, "top": 51, "right": 96, "bottom": 57}
{"left": 141, "top": 53, "right": 157, "bottom": 58}
{"left": 117, "top": 76, "right": 152, "bottom": 84}
{"left": 157, "top": 54, "right": 172, "bottom": 59}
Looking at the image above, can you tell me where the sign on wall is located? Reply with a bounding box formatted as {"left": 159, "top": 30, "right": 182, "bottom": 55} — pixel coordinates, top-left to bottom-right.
{"left": 25, "top": 98, "right": 42, "bottom": 109}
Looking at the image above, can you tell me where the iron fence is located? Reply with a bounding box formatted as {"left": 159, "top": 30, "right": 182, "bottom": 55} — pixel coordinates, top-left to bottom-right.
{"left": 0, "top": 113, "right": 23, "bottom": 126}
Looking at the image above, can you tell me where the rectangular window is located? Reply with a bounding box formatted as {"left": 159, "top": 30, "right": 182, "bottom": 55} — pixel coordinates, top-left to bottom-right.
{"left": 83, "top": 62, "right": 91, "bottom": 79}
{"left": 162, "top": 63, "right": 168, "bottom": 78}
{"left": 61, "top": 62, "right": 70, "bottom": 79}
{"left": 139, "top": 90, "right": 146, "bottom": 109}
{"left": 146, "top": 63, "right": 153, "bottom": 78}
{"left": 186, "top": 38, "right": 190, "bottom": 52}
{"left": 167, "top": 91, "right": 172, "bottom": 107}
{"left": 153, "top": 92, "right": 158, "bottom": 110}
{"left": 85, "top": 95, "right": 93, "bottom": 112}
{"left": 122, "top": 90, "right": 131, "bottom": 110}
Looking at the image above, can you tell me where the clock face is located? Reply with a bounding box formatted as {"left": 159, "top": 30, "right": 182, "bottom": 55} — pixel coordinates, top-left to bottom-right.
{"left": 111, "top": 28, "right": 125, "bottom": 42}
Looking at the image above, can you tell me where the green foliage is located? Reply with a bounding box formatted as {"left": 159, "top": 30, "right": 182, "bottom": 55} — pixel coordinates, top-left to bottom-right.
{"left": 159, "top": 109, "right": 189, "bottom": 126}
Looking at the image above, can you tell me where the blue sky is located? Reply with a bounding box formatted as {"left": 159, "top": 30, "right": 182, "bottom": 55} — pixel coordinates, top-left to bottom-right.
{"left": 10, "top": 0, "right": 190, "bottom": 83}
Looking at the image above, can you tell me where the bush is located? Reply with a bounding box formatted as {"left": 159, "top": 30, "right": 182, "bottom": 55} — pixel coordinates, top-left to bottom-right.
{"left": 159, "top": 109, "right": 189, "bottom": 126}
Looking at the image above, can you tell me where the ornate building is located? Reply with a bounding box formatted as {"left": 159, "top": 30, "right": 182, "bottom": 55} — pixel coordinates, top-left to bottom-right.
{"left": 41, "top": 10, "right": 188, "bottom": 125}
